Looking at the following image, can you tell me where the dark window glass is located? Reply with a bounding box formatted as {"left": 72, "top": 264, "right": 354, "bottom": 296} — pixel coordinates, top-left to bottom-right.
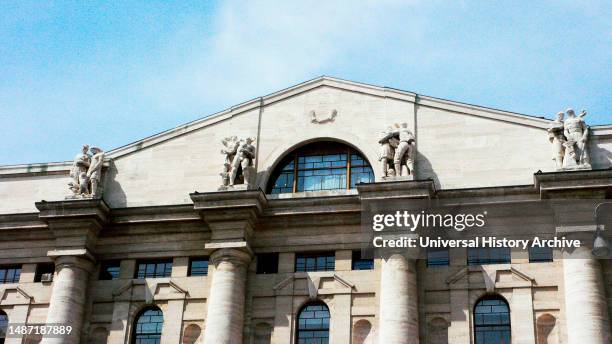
{"left": 529, "top": 246, "right": 553, "bottom": 263}
{"left": 352, "top": 251, "right": 373, "bottom": 270}
{"left": 269, "top": 142, "right": 374, "bottom": 194}
{"left": 0, "top": 310, "right": 7, "bottom": 343}
{"left": 136, "top": 260, "right": 173, "bottom": 279}
{"left": 132, "top": 308, "right": 163, "bottom": 344}
{"left": 34, "top": 263, "right": 55, "bottom": 282}
{"left": 297, "top": 303, "right": 330, "bottom": 344}
{"left": 295, "top": 253, "right": 335, "bottom": 272}
{"left": 0, "top": 265, "right": 21, "bottom": 284}
{"left": 468, "top": 247, "right": 511, "bottom": 265}
{"left": 256, "top": 253, "right": 279, "bottom": 274}
{"left": 427, "top": 248, "right": 450, "bottom": 267}
{"left": 474, "top": 296, "right": 511, "bottom": 344}
{"left": 188, "top": 258, "right": 209, "bottom": 276}
{"left": 100, "top": 261, "right": 121, "bottom": 280}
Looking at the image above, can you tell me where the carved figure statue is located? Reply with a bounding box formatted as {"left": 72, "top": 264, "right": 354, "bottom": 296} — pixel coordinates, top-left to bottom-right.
{"left": 68, "top": 144, "right": 91, "bottom": 195}
{"left": 378, "top": 123, "right": 415, "bottom": 179}
{"left": 220, "top": 136, "right": 256, "bottom": 190}
{"left": 547, "top": 112, "right": 566, "bottom": 170}
{"left": 394, "top": 123, "right": 416, "bottom": 176}
{"left": 87, "top": 147, "right": 105, "bottom": 198}
{"left": 378, "top": 128, "right": 397, "bottom": 177}
{"left": 230, "top": 137, "right": 256, "bottom": 186}
{"left": 220, "top": 136, "right": 240, "bottom": 187}
{"left": 67, "top": 145, "right": 104, "bottom": 198}
{"left": 562, "top": 108, "right": 590, "bottom": 169}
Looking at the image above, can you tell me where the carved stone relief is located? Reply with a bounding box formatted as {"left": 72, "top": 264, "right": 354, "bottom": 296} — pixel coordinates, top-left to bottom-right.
{"left": 309, "top": 109, "right": 337, "bottom": 124}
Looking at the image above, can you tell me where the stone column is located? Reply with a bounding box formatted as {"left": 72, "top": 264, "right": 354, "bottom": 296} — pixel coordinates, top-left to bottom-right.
{"left": 42, "top": 253, "right": 95, "bottom": 344}
{"left": 379, "top": 253, "right": 419, "bottom": 344}
{"left": 203, "top": 248, "right": 252, "bottom": 344}
{"left": 563, "top": 246, "right": 610, "bottom": 344}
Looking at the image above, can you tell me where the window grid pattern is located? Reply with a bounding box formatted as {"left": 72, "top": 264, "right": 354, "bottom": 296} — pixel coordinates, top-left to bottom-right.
{"left": 349, "top": 154, "right": 374, "bottom": 188}
{"left": 297, "top": 154, "right": 347, "bottom": 192}
{"left": 0, "top": 266, "right": 21, "bottom": 284}
{"left": 297, "top": 304, "right": 330, "bottom": 344}
{"left": 136, "top": 261, "right": 173, "bottom": 279}
{"left": 474, "top": 298, "right": 511, "bottom": 344}
{"left": 189, "top": 259, "right": 209, "bottom": 276}
{"left": 295, "top": 253, "right": 335, "bottom": 272}
{"left": 529, "top": 246, "right": 553, "bottom": 263}
{"left": 351, "top": 251, "right": 374, "bottom": 270}
{"left": 427, "top": 248, "right": 450, "bottom": 267}
{"left": 467, "top": 247, "right": 511, "bottom": 265}
{"left": 0, "top": 311, "right": 7, "bottom": 344}
{"left": 133, "top": 308, "right": 163, "bottom": 344}
{"left": 269, "top": 144, "right": 374, "bottom": 194}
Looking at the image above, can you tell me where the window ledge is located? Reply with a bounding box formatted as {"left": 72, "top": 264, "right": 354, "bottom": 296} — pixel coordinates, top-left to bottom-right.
{"left": 268, "top": 189, "right": 358, "bottom": 199}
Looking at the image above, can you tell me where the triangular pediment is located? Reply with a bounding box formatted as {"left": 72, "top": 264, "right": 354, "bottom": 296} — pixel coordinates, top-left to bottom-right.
{"left": 446, "top": 265, "right": 535, "bottom": 291}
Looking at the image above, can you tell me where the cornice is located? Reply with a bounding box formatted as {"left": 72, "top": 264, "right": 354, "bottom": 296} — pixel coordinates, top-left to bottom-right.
{"left": 357, "top": 179, "right": 437, "bottom": 200}
{"left": 534, "top": 168, "right": 612, "bottom": 199}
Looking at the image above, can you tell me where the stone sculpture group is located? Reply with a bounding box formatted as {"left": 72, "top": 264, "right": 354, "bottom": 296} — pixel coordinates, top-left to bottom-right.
{"left": 68, "top": 144, "right": 105, "bottom": 198}
{"left": 548, "top": 108, "right": 591, "bottom": 170}
{"left": 378, "top": 123, "right": 416, "bottom": 179}
{"left": 219, "top": 136, "right": 256, "bottom": 190}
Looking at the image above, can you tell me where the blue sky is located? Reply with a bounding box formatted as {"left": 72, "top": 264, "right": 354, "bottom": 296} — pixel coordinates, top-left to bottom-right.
{"left": 1, "top": 1, "right": 610, "bottom": 165}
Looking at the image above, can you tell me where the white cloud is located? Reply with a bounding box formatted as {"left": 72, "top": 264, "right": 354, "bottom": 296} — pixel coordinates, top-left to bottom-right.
{"left": 139, "top": 0, "right": 424, "bottom": 113}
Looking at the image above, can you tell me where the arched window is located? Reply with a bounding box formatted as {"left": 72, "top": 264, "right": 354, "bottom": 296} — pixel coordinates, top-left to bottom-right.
{"left": 268, "top": 141, "right": 374, "bottom": 194}
{"left": 0, "top": 310, "right": 7, "bottom": 344}
{"left": 132, "top": 307, "right": 164, "bottom": 344}
{"left": 474, "top": 296, "right": 510, "bottom": 344}
{"left": 296, "top": 302, "right": 330, "bottom": 344}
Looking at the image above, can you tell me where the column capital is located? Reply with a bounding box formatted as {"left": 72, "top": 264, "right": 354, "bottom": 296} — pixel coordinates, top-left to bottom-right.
{"left": 209, "top": 247, "right": 253, "bottom": 267}
{"left": 48, "top": 250, "right": 96, "bottom": 273}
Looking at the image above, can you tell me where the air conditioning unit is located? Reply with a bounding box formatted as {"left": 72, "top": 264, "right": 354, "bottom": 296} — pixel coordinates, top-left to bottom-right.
{"left": 41, "top": 273, "right": 54, "bottom": 282}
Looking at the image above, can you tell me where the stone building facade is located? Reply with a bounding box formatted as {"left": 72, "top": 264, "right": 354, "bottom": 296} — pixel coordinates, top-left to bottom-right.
{"left": 0, "top": 77, "right": 611, "bottom": 344}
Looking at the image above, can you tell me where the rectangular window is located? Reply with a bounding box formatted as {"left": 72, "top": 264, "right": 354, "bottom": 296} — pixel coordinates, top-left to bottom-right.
{"left": 256, "top": 253, "right": 279, "bottom": 274}
{"left": 468, "top": 247, "right": 511, "bottom": 265}
{"left": 188, "top": 258, "right": 209, "bottom": 276}
{"left": 34, "top": 263, "right": 55, "bottom": 282}
{"left": 99, "top": 261, "right": 121, "bottom": 280}
{"left": 136, "top": 260, "right": 173, "bottom": 279}
{"left": 529, "top": 246, "right": 553, "bottom": 263}
{"left": 352, "top": 250, "right": 374, "bottom": 270}
{"left": 426, "top": 248, "right": 450, "bottom": 267}
{"left": 0, "top": 265, "right": 22, "bottom": 284}
{"left": 295, "top": 252, "right": 335, "bottom": 272}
